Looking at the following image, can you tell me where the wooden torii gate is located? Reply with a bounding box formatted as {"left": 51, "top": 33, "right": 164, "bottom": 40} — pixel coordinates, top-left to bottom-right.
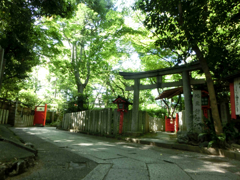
{"left": 119, "top": 62, "right": 205, "bottom": 133}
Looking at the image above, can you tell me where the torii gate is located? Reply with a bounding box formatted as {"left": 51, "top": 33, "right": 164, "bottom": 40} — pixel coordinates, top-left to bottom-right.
{"left": 119, "top": 62, "right": 205, "bottom": 133}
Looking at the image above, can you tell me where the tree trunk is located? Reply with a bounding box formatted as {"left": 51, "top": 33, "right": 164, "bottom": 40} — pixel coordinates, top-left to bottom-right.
{"left": 77, "top": 84, "right": 85, "bottom": 111}
{"left": 177, "top": 2, "right": 223, "bottom": 135}
{"left": 192, "top": 45, "right": 223, "bottom": 135}
{"left": 71, "top": 42, "right": 90, "bottom": 111}
{"left": 0, "top": 46, "right": 5, "bottom": 94}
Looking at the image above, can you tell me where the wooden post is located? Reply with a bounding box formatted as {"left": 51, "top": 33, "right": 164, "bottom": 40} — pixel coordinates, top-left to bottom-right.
{"left": 91, "top": 111, "right": 95, "bottom": 133}
{"left": 132, "top": 78, "right": 140, "bottom": 132}
{"left": 113, "top": 109, "right": 120, "bottom": 135}
{"left": 86, "top": 110, "right": 89, "bottom": 132}
{"left": 138, "top": 111, "right": 143, "bottom": 132}
{"left": 96, "top": 110, "right": 100, "bottom": 133}
{"left": 0, "top": 109, "right": 2, "bottom": 124}
{"left": 182, "top": 71, "right": 193, "bottom": 131}
{"left": 107, "top": 108, "right": 112, "bottom": 135}
{"left": 3, "top": 110, "right": 6, "bottom": 124}
{"left": 123, "top": 110, "right": 132, "bottom": 133}
{"left": 82, "top": 111, "right": 86, "bottom": 131}
{"left": 142, "top": 111, "right": 149, "bottom": 133}
{"left": 103, "top": 109, "right": 107, "bottom": 135}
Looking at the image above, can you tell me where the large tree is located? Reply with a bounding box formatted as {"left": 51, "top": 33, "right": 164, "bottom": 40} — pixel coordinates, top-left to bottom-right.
{"left": 137, "top": 0, "right": 240, "bottom": 135}
{"left": 46, "top": 3, "right": 133, "bottom": 110}
{"left": 0, "top": 0, "right": 75, "bottom": 94}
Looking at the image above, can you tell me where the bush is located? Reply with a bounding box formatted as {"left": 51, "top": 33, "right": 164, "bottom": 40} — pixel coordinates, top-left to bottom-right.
{"left": 223, "top": 122, "right": 240, "bottom": 143}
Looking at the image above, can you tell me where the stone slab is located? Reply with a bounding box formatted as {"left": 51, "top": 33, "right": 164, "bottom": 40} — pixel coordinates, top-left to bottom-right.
{"left": 82, "top": 164, "right": 112, "bottom": 180}
{"left": 148, "top": 163, "right": 192, "bottom": 180}
{"left": 105, "top": 168, "right": 149, "bottom": 180}
{"left": 111, "top": 158, "right": 147, "bottom": 169}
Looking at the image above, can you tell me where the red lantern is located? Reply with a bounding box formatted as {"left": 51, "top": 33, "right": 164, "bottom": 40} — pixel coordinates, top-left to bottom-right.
{"left": 113, "top": 96, "right": 132, "bottom": 134}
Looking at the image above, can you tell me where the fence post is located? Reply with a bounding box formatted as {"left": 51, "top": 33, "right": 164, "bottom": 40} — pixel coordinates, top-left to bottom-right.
{"left": 3, "top": 110, "right": 6, "bottom": 124}
{"left": 0, "top": 109, "right": 2, "bottom": 124}
{"left": 138, "top": 111, "right": 143, "bottom": 132}
{"left": 82, "top": 111, "right": 85, "bottom": 131}
{"left": 78, "top": 112, "right": 81, "bottom": 131}
{"left": 64, "top": 113, "right": 67, "bottom": 129}
{"left": 113, "top": 109, "right": 120, "bottom": 135}
{"left": 100, "top": 110, "right": 102, "bottom": 134}
{"left": 107, "top": 108, "right": 112, "bottom": 135}
{"left": 86, "top": 110, "right": 89, "bottom": 132}
{"left": 90, "top": 111, "right": 94, "bottom": 133}
{"left": 96, "top": 110, "right": 100, "bottom": 133}
{"left": 142, "top": 111, "right": 149, "bottom": 133}
{"left": 103, "top": 109, "right": 107, "bottom": 135}
{"left": 5, "top": 110, "right": 9, "bottom": 124}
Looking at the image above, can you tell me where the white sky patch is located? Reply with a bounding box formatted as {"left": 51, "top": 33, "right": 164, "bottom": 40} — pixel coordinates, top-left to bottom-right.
{"left": 114, "top": 0, "right": 136, "bottom": 12}
{"left": 122, "top": 52, "right": 141, "bottom": 70}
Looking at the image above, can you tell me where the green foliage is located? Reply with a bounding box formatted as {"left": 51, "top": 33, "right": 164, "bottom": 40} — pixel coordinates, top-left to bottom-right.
{"left": 223, "top": 122, "right": 240, "bottom": 142}
{"left": 43, "top": 2, "right": 142, "bottom": 112}
{"left": 63, "top": 94, "right": 89, "bottom": 113}
{"left": 145, "top": 108, "right": 167, "bottom": 119}
{"left": 136, "top": 0, "right": 240, "bottom": 77}
{"left": 18, "top": 90, "right": 39, "bottom": 107}
{"left": 0, "top": 0, "right": 76, "bottom": 95}
{"left": 198, "top": 117, "right": 228, "bottom": 148}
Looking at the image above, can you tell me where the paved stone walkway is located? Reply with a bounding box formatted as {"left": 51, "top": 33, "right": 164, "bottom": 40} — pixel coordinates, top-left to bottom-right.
{"left": 10, "top": 127, "right": 240, "bottom": 180}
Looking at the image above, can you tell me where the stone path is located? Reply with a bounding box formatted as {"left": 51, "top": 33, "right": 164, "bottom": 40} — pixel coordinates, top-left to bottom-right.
{"left": 11, "top": 127, "right": 240, "bottom": 180}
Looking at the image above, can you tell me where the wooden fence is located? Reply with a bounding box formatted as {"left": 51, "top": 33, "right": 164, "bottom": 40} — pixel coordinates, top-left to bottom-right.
{"left": 14, "top": 115, "right": 34, "bottom": 127}
{"left": 14, "top": 102, "right": 34, "bottom": 127}
{"left": 62, "top": 109, "right": 150, "bottom": 135}
{"left": 0, "top": 109, "right": 9, "bottom": 124}
{"left": 149, "top": 116, "right": 165, "bottom": 132}
{"left": 62, "top": 109, "right": 112, "bottom": 135}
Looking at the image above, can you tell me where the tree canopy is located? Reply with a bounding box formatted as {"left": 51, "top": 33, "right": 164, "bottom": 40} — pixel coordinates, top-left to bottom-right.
{"left": 136, "top": 0, "right": 240, "bottom": 134}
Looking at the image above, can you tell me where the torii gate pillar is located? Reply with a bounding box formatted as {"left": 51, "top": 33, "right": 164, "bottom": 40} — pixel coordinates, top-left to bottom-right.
{"left": 131, "top": 78, "right": 140, "bottom": 132}
{"left": 182, "top": 71, "right": 193, "bottom": 131}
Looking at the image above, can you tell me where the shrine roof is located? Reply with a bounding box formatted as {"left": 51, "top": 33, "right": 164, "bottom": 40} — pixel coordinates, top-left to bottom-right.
{"left": 112, "top": 95, "right": 132, "bottom": 104}
{"left": 224, "top": 72, "right": 240, "bottom": 82}
{"left": 155, "top": 87, "right": 183, "bottom": 100}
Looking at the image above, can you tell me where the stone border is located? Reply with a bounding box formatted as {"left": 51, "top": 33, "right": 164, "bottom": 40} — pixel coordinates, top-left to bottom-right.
{"left": 61, "top": 128, "right": 240, "bottom": 161}
{"left": 1, "top": 137, "right": 37, "bottom": 155}
{"left": 0, "top": 156, "right": 36, "bottom": 180}
{"left": 125, "top": 138, "right": 240, "bottom": 161}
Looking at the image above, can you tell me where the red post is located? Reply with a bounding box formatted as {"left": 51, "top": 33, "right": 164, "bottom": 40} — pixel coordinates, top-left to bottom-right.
{"left": 175, "top": 113, "right": 179, "bottom": 132}
{"left": 202, "top": 108, "right": 208, "bottom": 119}
{"left": 119, "top": 111, "right": 124, "bottom": 134}
{"left": 230, "top": 83, "right": 237, "bottom": 119}
{"left": 43, "top": 104, "right": 47, "bottom": 126}
{"left": 165, "top": 116, "right": 168, "bottom": 132}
